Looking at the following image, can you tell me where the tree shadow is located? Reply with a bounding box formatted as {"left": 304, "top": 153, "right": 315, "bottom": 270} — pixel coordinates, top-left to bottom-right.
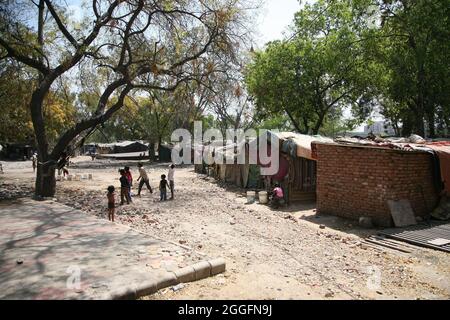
{"left": 0, "top": 199, "right": 173, "bottom": 299}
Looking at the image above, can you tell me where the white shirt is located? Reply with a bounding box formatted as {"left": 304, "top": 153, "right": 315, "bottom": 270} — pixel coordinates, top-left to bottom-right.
{"left": 168, "top": 166, "right": 174, "bottom": 181}
{"left": 139, "top": 167, "right": 149, "bottom": 180}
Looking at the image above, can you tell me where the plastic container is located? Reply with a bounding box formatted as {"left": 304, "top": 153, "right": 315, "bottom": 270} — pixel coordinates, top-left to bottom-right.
{"left": 246, "top": 191, "right": 256, "bottom": 203}
{"left": 258, "top": 191, "right": 268, "bottom": 204}
{"left": 88, "top": 174, "right": 93, "bottom": 180}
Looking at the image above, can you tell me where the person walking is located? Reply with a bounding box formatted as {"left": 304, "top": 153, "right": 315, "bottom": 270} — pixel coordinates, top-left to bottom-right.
{"left": 137, "top": 163, "right": 153, "bottom": 196}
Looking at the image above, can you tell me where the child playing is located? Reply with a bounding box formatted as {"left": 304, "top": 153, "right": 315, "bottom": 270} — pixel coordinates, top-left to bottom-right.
{"left": 107, "top": 185, "right": 115, "bottom": 222}
{"left": 124, "top": 166, "right": 133, "bottom": 202}
{"left": 119, "top": 169, "right": 131, "bottom": 205}
{"left": 159, "top": 174, "right": 168, "bottom": 201}
{"left": 271, "top": 183, "right": 284, "bottom": 208}
{"left": 137, "top": 163, "right": 152, "bottom": 196}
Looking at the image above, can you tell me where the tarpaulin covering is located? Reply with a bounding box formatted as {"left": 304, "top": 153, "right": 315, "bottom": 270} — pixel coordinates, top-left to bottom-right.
{"left": 426, "top": 141, "right": 450, "bottom": 196}
{"left": 257, "top": 131, "right": 332, "bottom": 161}
{"left": 270, "top": 155, "right": 289, "bottom": 180}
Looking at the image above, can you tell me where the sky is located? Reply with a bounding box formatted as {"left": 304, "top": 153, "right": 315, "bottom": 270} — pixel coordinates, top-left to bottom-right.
{"left": 62, "top": 0, "right": 369, "bottom": 131}
{"left": 255, "top": 0, "right": 302, "bottom": 47}
{"left": 66, "top": 0, "right": 302, "bottom": 47}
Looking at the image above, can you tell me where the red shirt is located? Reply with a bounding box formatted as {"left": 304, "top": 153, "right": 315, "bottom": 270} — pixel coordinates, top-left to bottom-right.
{"left": 273, "top": 187, "right": 284, "bottom": 198}
{"left": 126, "top": 171, "right": 132, "bottom": 184}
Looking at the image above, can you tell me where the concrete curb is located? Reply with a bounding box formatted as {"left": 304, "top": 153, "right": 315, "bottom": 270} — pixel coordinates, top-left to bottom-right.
{"left": 105, "top": 257, "right": 226, "bottom": 300}
{"left": 114, "top": 223, "right": 208, "bottom": 256}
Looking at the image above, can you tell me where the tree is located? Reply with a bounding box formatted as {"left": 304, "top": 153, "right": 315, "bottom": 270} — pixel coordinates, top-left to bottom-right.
{"left": 0, "top": 0, "right": 255, "bottom": 196}
{"left": 245, "top": 0, "right": 378, "bottom": 135}
{"left": 0, "top": 61, "right": 76, "bottom": 144}
{"left": 374, "top": 0, "right": 450, "bottom": 137}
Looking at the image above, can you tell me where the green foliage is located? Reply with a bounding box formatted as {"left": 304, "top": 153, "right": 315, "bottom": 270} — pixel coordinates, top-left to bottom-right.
{"left": 245, "top": 0, "right": 449, "bottom": 137}
{"left": 245, "top": 0, "right": 379, "bottom": 135}
{"left": 0, "top": 62, "right": 76, "bottom": 145}
{"left": 375, "top": 0, "right": 450, "bottom": 137}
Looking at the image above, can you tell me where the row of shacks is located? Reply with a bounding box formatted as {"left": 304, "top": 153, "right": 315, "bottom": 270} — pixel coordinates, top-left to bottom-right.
{"left": 194, "top": 131, "right": 333, "bottom": 204}
{"left": 80, "top": 141, "right": 177, "bottom": 161}
{"left": 194, "top": 131, "right": 450, "bottom": 228}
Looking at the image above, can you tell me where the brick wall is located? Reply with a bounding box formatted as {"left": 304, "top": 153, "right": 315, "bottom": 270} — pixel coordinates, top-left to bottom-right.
{"left": 315, "top": 144, "right": 439, "bottom": 227}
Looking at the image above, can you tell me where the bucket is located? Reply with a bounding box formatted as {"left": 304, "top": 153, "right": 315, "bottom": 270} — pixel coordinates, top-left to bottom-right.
{"left": 67, "top": 175, "right": 73, "bottom": 181}
{"left": 246, "top": 191, "right": 256, "bottom": 203}
{"left": 88, "top": 174, "right": 93, "bottom": 180}
{"left": 74, "top": 175, "right": 81, "bottom": 181}
{"left": 258, "top": 191, "right": 268, "bottom": 204}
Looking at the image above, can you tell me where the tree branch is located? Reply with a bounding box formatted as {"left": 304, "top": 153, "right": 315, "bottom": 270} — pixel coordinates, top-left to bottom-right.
{"left": 43, "top": 0, "right": 79, "bottom": 48}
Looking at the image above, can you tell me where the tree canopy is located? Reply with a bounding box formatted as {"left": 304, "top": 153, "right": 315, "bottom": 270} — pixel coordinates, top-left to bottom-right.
{"left": 0, "top": 0, "right": 257, "bottom": 196}
{"left": 245, "top": 0, "right": 449, "bottom": 137}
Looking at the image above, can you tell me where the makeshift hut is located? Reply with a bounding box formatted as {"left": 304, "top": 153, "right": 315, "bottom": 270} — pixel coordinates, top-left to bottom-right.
{"left": 95, "top": 142, "right": 115, "bottom": 154}
{"left": 313, "top": 136, "right": 449, "bottom": 227}
{"left": 113, "top": 141, "right": 148, "bottom": 154}
{"left": 0, "top": 143, "right": 34, "bottom": 160}
{"left": 252, "top": 131, "right": 332, "bottom": 204}
{"left": 158, "top": 144, "right": 173, "bottom": 162}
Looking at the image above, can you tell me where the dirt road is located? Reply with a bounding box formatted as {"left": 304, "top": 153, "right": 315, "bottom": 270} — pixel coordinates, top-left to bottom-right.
{"left": 1, "top": 157, "right": 449, "bottom": 299}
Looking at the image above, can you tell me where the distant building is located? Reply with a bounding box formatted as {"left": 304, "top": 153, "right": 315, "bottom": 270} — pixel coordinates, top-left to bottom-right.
{"left": 364, "top": 121, "right": 396, "bottom": 136}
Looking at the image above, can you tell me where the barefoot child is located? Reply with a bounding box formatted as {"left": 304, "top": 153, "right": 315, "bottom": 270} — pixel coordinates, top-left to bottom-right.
{"left": 159, "top": 174, "right": 168, "bottom": 201}
{"left": 31, "top": 153, "right": 37, "bottom": 172}
{"left": 271, "top": 183, "right": 284, "bottom": 208}
{"left": 168, "top": 164, "right": 175, "bottom": 199}
{"left": 124, "top": 166, "right": 133, "bottom": 201}
{"left": 119, "top": 169, "right": 131, "bottom": 205}
{"left": 137, "top": 163, "right": 152, "bottom": 196}
{"left": 107, "top": 185, "right": 115, "bottom": 222}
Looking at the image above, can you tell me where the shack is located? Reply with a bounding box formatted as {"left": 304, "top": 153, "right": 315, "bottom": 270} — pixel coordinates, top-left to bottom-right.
{"left": 313, "top": 137, "right": 446, "bottom": 227}
{"left": 203, "top": 132, "right": 332, "bottom": 204}
{"left": 158, "top": 144, "right": 173, "bottom": 162}
{"left": 247, "top": 131, "right": 332, "bottom": 204}
{"left": 93, "top": 141, "right": 150, "bottom": 160}
{"left": 0, "top": 143, "right": 34, "bottom": 160}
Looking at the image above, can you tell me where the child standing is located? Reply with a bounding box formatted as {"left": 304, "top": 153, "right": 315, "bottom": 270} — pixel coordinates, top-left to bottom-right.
{"left": 107, "top": 185, "right": 115, "bottom": 222}
{"left": 168, "top": 164, "right": 175, "bottom": 199}
{"left": 119, "top": 169, "right": 131, "bottom": 205}
{"left": 159, "top": 174, "right": 168, "bottom": 201}
{"left": 124, "top": 166, "right": 133, "bottom": 202}
{"left": 31, "top": 153, "right": 37, "bottom": 172}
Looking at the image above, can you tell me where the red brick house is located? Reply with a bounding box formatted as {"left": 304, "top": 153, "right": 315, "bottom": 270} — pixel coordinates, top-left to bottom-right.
{"left": 313, "top": 142, "right": 439, "bottom": 227}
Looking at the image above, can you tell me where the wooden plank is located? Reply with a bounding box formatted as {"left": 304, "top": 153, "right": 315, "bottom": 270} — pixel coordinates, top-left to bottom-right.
{"left": 387, "top": 199, "right": 417, "bottom": 227}
{"left": 365, "top": 238, "right": 412, "bottom": 253}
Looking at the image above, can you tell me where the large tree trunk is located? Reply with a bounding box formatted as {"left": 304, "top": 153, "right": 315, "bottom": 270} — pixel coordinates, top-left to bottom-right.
{"left": 415, "top": 108, "right": 425, "bottom": 137}
{"left": 427, "top": 110, "right": 436, "bottom": 138}
{"left": 35, "top": 159, "right": 56, "bottom": 197}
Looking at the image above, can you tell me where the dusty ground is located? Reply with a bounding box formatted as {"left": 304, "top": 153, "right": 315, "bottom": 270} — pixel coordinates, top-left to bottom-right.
{"left": 1, "top": 157, "right": 449, "bottom": 300}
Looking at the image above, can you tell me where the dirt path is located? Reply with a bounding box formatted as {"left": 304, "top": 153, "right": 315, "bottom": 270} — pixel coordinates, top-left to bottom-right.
{"left": 1, "top": 157, "right": 449, "bottom": 300}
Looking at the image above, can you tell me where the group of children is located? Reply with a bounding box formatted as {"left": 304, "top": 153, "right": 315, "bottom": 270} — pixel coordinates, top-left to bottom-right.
{"left": 106, "top": 163, "right": 175, "bottom": 222}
